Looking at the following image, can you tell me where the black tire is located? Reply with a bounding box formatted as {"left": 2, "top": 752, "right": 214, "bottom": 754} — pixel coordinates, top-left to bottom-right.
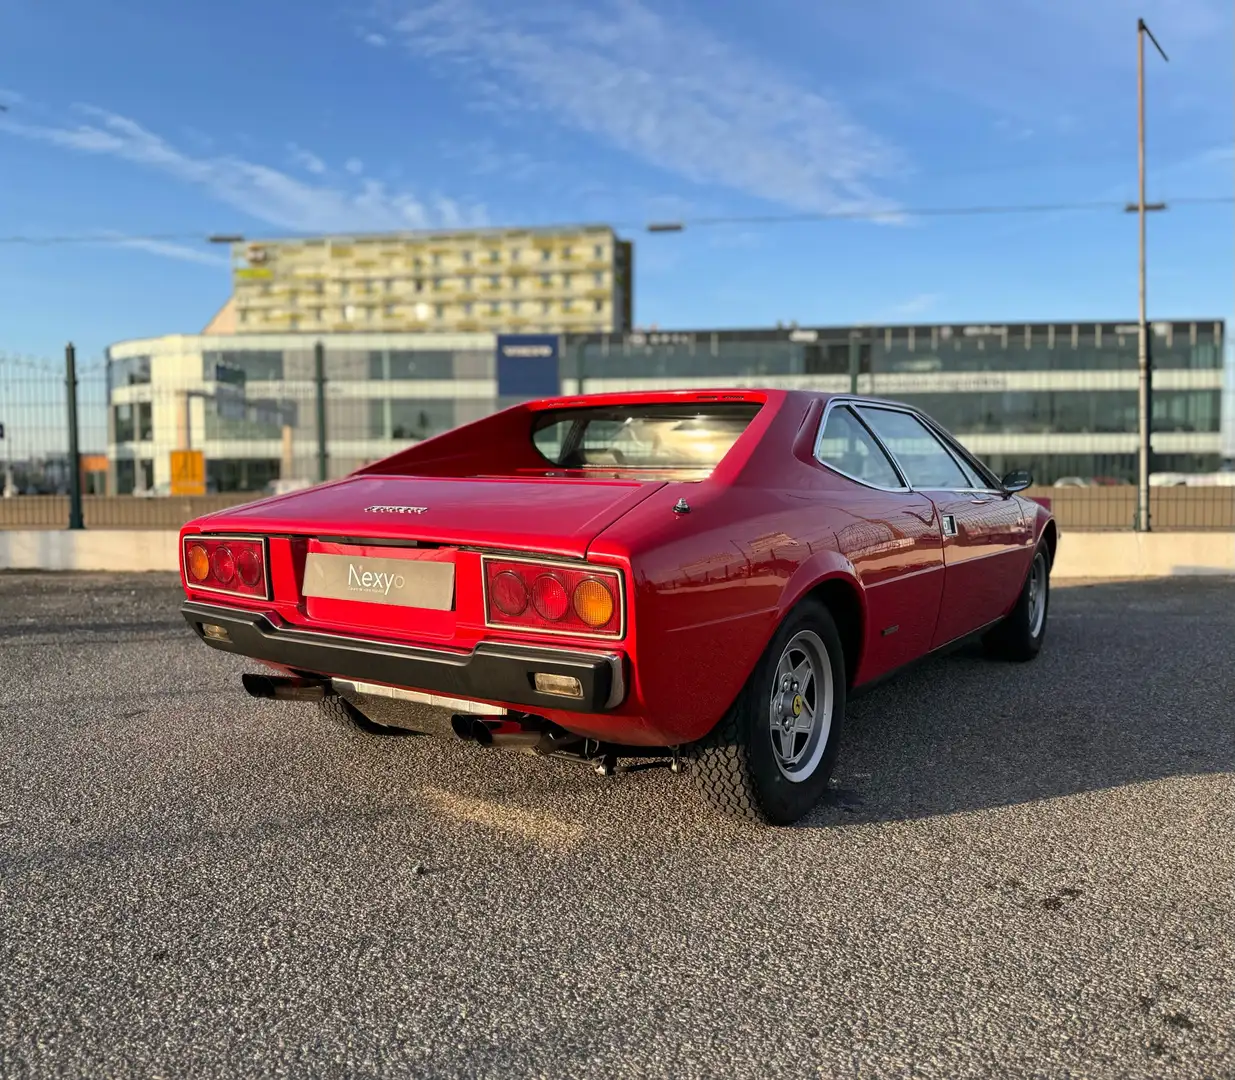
{"left": 317, "top": 695, "right": 409, "bottom": 736}
{"left": 982, "top": 543, "right": 1050, "bottom": 662}
{"left": 689, "top": 598, "right": 847, "bottom": 825}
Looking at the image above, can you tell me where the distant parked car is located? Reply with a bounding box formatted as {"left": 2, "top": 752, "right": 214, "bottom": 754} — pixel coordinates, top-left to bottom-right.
{"left": 178, "top": 390, "right": 1057, "bottom": 826}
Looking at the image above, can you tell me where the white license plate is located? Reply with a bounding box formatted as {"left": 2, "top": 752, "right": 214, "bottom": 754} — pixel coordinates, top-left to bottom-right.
{"left": 302, "top": 553, "right": 455, "bottom": 610}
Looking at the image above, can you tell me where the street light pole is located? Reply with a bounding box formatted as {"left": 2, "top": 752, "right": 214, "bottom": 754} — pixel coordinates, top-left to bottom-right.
{"left": 1132, "top": 18, "right": 1169, "bottom": 532}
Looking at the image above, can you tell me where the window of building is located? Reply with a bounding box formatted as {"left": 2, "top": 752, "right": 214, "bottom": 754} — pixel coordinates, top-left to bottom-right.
{"left": 313, "top": 308, "right": 323, "bottom": 322}
{"left": 489, "top": 250, "right": 500, "bottom": 263}
{"left": 856, "top": 407, "right": 969, "bottom": 489}
{"left": 594, "top": 272, "right": 604, "bottom": 286}
{"left": 563, "top": 246, "right": 572, "bottom": 259}
{"left": 290, "top": 315, "right": 300, "bottom": 330}
{"left": 435, "top": 304, "right": 445, "bottom": 318}
{"left": 541, "top": 273, "right": 551, "bottom": 286}
{"left": 369, "top": 350, "right": 456, "bottom": 380}
{"left": 433, "top": 253, "right": 441, "bottom": 266}
{"left": 239, "top": 310, "right": 248, "bottom": 324}
{"left": 202, "top": 350, "right": 284, "bottom": 381}
{"left": 343, "top": 304, "right": 357, "bottom": 321}
{"left": 594, "top": 299, "right": 604, "bottom": 312}
{"left": 512, "top": 301, "right": 522, "bottom": 314}
{"left": 108, "top": 355, "right": 151, "bottom": 389}
{"left": 414, "top": 280, "right": 423, "bottom": 293}
{"left": 340, "top": 281, "right": 350, "bottom": 297}
{"left": 462, "top": 251, "right": 472, "bottom": 264}
{"left": 314, "top": 282, "right": 324, "bottom": 294}
{"left": 816, "top": 406, "right": 902, "bottom": 488}
{"left": 464, "top": 302, "right": 473, "bottom": 315}
{"left": 563, "top": 299, "right": 574, "bottom": 312}
{"left": 563, "top": 273, "right": 572, "bottom": 287}
{"left": 541, "top": 249, "right": 551, "bottom": 262}
{"left": 434, "top": 277, "right": 442, "bottom": 290}
{"left": 542, "top": 300, "right": 552, "bottom": 314}
{"left": 594, "top": 244, "right": 604, "bottom": 259}
{"left": 385, "top": 279, "right": 394, "bottom": 292}
{"left": 489, "top": 275, "right": 500, "bottom": 287}
{"left": 384, "top": 304, "right": 395, "bottom": 316}
{"left": 368, "top": 399, "right": 457, "bottom": 440}
{"left": 112, "top": 402, "right": 153, "bottom": 443}
{"left": 511, "top": 248, "right": 521, "bottom": 262}
{"left": 463, "top": 277, "right": 473, "bottom": 291}
{"left": 490, "top": 301, "right": 500, "bottom": 314}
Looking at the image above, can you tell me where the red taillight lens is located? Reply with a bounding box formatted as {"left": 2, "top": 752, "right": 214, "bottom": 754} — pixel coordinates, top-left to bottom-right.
{"left": 484, "top": 559, "right": 622, "bottom": 637}
{"left": 211, "top": 546, "right": 236, "bottom": 584}
{"left": 235, "top": 548, "right": 262, "bottom": 587}
{"left": 531, "top": 574, "right": 569, "bottom": 621}
{"left": 491, "top": 571, "right": 529, "bottom": 616}
{"left": 182, "top": 537, "right": 268, "bottom": 599}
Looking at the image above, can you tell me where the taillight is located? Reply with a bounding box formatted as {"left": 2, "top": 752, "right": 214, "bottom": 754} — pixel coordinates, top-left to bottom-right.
{"left": 483, "top": 557, "right": 623, "bottom": 638}
{"left": 183, "top": 536, "right": 269, "bottom": 600}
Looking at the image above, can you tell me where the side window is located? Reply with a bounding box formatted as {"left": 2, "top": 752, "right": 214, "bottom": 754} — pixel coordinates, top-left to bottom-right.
{"left": 856, "top": 407, "right": 971, "bottom": 490}
{"left": 815, "top": 406, "right": 904, "bottom": 489}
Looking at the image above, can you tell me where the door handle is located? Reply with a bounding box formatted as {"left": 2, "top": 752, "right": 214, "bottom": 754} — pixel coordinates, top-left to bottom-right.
{"left": 942, "top": 514, "right": 958, "bottom": 537}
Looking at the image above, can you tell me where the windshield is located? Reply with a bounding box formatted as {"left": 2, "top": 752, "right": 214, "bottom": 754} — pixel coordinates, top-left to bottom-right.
{"left": 531, "top": 403, "right": 762, "bottom": 472}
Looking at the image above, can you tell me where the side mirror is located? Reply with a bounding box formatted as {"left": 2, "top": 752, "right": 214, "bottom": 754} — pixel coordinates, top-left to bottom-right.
{"left": 1001, "top": 469, "right": 1033, "bottom": 493}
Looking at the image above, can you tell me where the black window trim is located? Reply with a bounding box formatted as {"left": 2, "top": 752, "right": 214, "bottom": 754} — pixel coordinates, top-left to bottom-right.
{"left": 811, "top": 401, "right": 910, "bottom": 493}
{"left": 816, "top": 395, "right": 1010, "bottom": 496}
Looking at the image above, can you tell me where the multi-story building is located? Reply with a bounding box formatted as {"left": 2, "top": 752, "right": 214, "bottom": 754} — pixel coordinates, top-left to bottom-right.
{"left": 220, "top": 225, "right": 634, "bottom": 337}
{"left": 104, "top": 319, "right": 1227, "bottom": 495}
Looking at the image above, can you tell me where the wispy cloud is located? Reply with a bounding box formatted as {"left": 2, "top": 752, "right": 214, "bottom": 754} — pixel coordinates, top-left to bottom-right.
{"left": 360, "top": 29, "right": 388, "bottom": 47}
{"left": 888, "top": 292, "right": 943, "bottom": 319}
{"left": 0, "top": 105, "right": 487, "bottom": 234}
{"left": 344, "top": 157, "right": 364, "bottom": 176}
{"left": 287, "top": 141, "right": 326, "bottom": 175}
{"left": 378, "top": 0, "right": 902, "bottom": 216}
{"left": 98, "top": 233, "right": 230, "bottom": 267}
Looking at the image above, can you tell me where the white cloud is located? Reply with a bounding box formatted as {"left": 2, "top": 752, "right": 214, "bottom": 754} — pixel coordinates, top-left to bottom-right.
{"left": 98, "top": 233, "right": 231, "bottom": 267}
{"left": 345, "top": 157, "right": 364, "bottom": 175}
{"left": 0, "top": 105, "right": 487, "bottom": 234}
{"left": 361, "top": 30, "right": 388, "bottom": 46}
{"left": 889, "top": 293, "right": 942, "bottom": 318}
{"left": 382, "top": 0, "right": 901, "bottom": 216}
{"left": 288, "top": 142, "right": 326, "bottom": 175}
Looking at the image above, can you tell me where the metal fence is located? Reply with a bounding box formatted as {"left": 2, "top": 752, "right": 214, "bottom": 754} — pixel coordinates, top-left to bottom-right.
{"left": 1, "top": 345, "right": 1233, "bottom": 532}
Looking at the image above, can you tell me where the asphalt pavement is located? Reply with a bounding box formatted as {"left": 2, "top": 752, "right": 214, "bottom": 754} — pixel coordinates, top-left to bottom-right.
{"left": 1, "top": 571, "right": 1232, "bottom": 1079}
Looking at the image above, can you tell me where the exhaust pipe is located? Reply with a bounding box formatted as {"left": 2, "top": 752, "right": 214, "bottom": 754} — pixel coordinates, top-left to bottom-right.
{"left": 451, "top": 714, "right": 583, "bottom": 754}
{"left": 242, "top": 673, "right": 330, "bottom": 702}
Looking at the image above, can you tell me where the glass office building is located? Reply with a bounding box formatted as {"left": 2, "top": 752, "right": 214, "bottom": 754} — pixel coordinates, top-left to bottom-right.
{"left": 106, "top": 319, "right": 1227, "bottom": 493}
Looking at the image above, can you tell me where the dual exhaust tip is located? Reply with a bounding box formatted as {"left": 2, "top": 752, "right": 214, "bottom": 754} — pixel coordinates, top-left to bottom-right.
{"left": 241, "top": 674, "right": 552, "bottom": 749}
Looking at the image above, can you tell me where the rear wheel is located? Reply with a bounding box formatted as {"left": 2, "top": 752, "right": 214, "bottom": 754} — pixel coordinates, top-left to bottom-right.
{"left": 983, "top": 544, "right": 1050, "bottom": 662}
{"left": 690, "top": 599, "right": 847, "bottom": 825}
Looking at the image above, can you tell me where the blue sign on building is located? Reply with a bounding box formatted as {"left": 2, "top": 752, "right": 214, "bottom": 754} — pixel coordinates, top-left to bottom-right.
{"left": 496, "top": 334, "right": 561, "bottom": 399}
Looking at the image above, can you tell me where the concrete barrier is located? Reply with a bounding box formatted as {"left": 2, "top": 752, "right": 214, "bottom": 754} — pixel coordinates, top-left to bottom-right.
{"left": 0, "top": 529, "right": 1233, "bottom": 579}
{"left": 0, "top": 530, "right": 181, "bottom": 572}
{"left": 1050, "top": 531, "right": 1235, "bottom": 579}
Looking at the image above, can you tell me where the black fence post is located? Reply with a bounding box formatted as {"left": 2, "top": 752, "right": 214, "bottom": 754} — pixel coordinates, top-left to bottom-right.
{"left": 314, "top": 340, "right": 328, "bottom": 483}
{"left": 65, "top": 342, "right": 85, "bottom": 530}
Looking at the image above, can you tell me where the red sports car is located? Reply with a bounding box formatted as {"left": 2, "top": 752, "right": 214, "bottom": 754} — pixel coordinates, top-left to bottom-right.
{"left": 180, "top": 390, "right": 1056, "bottom": 825}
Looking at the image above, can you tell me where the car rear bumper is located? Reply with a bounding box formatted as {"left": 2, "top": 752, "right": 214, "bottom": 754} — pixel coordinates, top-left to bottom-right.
{"left": 181, "top": 601, "right": 627, "bottom": 714}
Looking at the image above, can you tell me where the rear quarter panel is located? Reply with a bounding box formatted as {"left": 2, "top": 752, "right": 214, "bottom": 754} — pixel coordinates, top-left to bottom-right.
{"left": 591, "top": 396, "right": 867, "bottom": 745}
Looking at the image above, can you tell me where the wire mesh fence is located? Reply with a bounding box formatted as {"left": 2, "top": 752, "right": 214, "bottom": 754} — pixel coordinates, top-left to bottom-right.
{"left": 1, "top": 343, "right": 1232, "bottom": 531}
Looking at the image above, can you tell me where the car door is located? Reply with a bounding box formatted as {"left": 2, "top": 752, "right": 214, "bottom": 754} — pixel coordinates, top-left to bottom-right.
{"left": 854, "top": 404, "right": 1022, "bottom": 649}
{"left": 813, "top": 403, "right": 945, "bottom": 682}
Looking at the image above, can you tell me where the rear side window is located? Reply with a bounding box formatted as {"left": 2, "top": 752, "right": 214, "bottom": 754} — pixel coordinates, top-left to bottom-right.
{"left": 532, "top": 403, "right": 762, "bottom": 471}
{"left": 857, "top": 406, "right": 971, "bottom": 490}
{"left": 815, "top": 406, "right": 903, "bottom": 489}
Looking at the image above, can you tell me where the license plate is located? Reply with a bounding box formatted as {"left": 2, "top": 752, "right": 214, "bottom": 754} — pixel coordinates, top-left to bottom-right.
{"left": 302, "top": 552, "right": 455, "bottom": 610}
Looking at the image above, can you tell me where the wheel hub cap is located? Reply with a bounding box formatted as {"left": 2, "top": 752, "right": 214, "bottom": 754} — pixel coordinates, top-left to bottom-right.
{"left": 767, "top": 630, "right": 835, "bottom": 784}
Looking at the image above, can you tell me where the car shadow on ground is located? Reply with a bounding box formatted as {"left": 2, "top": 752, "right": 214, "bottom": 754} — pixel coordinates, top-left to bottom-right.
{"left": 801, "top": 576, "right": 1235, "bottom": 828}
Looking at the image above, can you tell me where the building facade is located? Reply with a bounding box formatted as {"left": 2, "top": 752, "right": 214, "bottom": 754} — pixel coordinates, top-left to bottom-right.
{"left": 226, "top": 225, "right": 634, "bottom": 337}
{"left": 105, "top": 319, "right": 1227, "bottom": 494}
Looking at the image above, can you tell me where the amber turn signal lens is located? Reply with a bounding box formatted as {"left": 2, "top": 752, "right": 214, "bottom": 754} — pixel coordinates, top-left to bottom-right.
{"left": 187, "top": 544, "right": 211, "bottom": 582}
{"left": 572, "top": 578, "right": 615, "bottom": 628}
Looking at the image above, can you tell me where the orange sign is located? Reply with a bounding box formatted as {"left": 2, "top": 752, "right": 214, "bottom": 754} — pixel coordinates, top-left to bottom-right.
{"left": 170, "top": 450, "right": 205, "bottom": 496}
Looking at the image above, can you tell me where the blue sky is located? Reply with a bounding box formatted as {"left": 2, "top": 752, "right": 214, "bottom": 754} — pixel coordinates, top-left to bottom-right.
{"left": 0, "top": 0, "right": 1232, "bottom": 365}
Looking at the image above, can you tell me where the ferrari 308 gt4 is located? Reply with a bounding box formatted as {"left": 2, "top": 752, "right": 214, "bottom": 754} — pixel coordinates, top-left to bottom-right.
{"left": 179, "top": 390, "right": 1056, "bottom": 825}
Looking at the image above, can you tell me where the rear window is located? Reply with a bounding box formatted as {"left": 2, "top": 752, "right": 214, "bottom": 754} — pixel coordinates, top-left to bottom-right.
{"left": 531, "top": 403, "right": 762, "bottom": 472}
